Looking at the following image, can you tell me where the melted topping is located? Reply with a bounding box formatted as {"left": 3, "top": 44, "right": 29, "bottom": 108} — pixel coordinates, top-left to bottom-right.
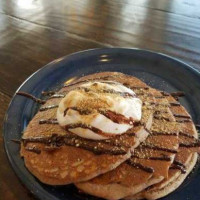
{"left": 64, "top": 123, "right": 120, "bottom": 138}
{"left": 63, "top": 107, "right": 136, "bottom": 125}
{"left": 57, "top": 81, "right": 142, "bottom": 140}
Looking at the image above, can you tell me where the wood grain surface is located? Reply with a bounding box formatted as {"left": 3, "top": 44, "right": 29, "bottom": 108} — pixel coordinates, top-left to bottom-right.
{"left": 1, "top": 0, "right": 200, "bottom": 199}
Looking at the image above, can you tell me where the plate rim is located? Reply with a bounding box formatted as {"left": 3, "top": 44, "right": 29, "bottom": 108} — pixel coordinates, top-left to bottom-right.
{"left": 3, "top": 47, "right": 200, "bottom": 200}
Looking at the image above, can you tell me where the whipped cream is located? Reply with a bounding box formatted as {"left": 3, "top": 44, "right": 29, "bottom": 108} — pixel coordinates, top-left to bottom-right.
{"left": 57, "top": 81, "right": 142, "bottom": 140}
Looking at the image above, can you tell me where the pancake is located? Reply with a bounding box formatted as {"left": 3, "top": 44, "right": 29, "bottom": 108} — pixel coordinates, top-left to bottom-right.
{"left": 127, "top": 154, "right": 198, "bottom": 200}
{"left": 128, "top": 94, "right": 200, "bottom": 200}
{"left": 20, "top": 72, "right": 154, "bottom": 185}
{"left": 75, "top": 84, "right": 180, "bottom": 199}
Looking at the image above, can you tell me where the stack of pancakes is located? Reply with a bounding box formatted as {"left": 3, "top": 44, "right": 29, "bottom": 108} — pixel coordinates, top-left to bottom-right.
{"left": 19, "top": 72, "right": 200, "bottom": 200}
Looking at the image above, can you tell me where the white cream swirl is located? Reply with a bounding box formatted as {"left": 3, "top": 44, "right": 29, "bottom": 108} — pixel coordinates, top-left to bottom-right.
{"left": 57, "top": 81, "right": 142, "bottom": 140}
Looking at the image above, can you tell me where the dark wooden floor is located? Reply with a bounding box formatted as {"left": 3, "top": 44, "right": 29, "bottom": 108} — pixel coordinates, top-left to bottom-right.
{"left": 1, "top": 0, "right": 200, "bottom": 199}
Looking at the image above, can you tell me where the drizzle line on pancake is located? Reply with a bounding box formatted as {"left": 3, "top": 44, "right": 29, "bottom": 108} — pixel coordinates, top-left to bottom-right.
{"left": 22, "top": 134, "right": 128, "bottom": 155}
{"left": 63, "top": 107, "right": 137, "bottom": 125}
{"left": 16, "top": 92, "right": 46, "bottom": 104}
{"left": 76, "top": 87, "right": 137, "bottom": 98}
{"left": 64, "top": 123, "right": 126, "bottom": 138}
{"left": 126, "top": 160, "right": 154, "bottom": 173}
{"left": 42, "top": 91, "right": 56, "bottom": 96}
{"left": 140, "top": 144, "right": 178, "bottom": 153}
{"left": 39, "top": 119, "right": 59, "bottom": 124}
{"left": 132, "top": 155, "right": 171, "bottom": 161}
{"left": 40, "top": 105, "right": 59, "bottom": 111}
{"left": 48, "top": 94, "right": 65, "bottom": 99}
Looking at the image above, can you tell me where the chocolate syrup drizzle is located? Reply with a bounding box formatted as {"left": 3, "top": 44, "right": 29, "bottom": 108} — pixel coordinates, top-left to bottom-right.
{"left": 25, "top": 146, "right": 41, "bottom": 154}
{"left": 48, "top": 94, "right": 65, "bottom": 99}
{"left": 126, "top": 160, "right": 154, "bottom": 173}
{"left": 42, "top": 91, "right": 56, "bottom": 96}
{"left": 160, "top": 91, "right": 184, "bottom": 98}
{"left": 22, "top": 134, "right": 128, "bottom": 155}
{"left": 169, "top": 165, "right": 186, "bottom": 174}
{"left": 40, "top": 105, "right": 58, "bottom": 111}
{"left": 195, "top": 124, "right": 200, "bottom": 129}
{"left": 170, "top": 157, "right": 187, "bottom": 174}
{"left": 99, "top": 81, "right": 121, "bottom": 85}
{"left": 11, "top": 139, "right": 21, "bottom": 144}
{"left": 170, "top": 102, "right": 181, "bottom": 106}
{"left": 153, "top": 112, "right": 191, "bottom": 123}
{"left": 179, "top": 142, "right": 200, "bottom": 148}
{"left": 174, "top": 160, "right": 186, "bottom": 168}
{"left": 154, "top": 110, "right": 168, "bottom": 114}
{"left": 39, "top": 119, "right": 58, "bottom": 124}
{"left": 150, "top": 131, "right": 178, "bottom": 136}
{"left": 176, "top": 119, "right": 192, "bottom": 123}
{"left": 160, "top": 91, "right": 169, "bottom": 96}
{"left": 148, "top": 102, "right": 169, "bottom": 107}
{"left": 170, "top": 92, "right": 185, "bottom": 97}
{"left": 179, "top": 132, "right": 196, "bottom": 139}
{"left": 64, "top": 123, "right": 118, "bottom": 138}
{"left": 130, "top": 86, "right": 149, "bottom": 90}
{"left": 140, "top": 144, "right": 178, "bottom": 153}
{"left": 16, "top": 92, "right": 46, "bottom": 104}
{"left": 154, "top": 96, "right": 165, "bottom": 99}
{"left": 173, "top": 114, "right": 191, "bottom": 119}
{"left": 132, "top": 155, "right": 171, "bottom": 161}
{"left": 63, "top": 107, "right": 136, "bottom": 125}
{"left": 44, "top": 146, "right": 60, "bottom": 152}
{"left": 64, "top": 107, "right": 92, "bottom": 116}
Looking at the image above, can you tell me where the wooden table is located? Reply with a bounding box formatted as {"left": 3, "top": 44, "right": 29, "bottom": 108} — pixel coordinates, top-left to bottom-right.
{"left": 1, "top": 0, "right": 200, "bottom": 199}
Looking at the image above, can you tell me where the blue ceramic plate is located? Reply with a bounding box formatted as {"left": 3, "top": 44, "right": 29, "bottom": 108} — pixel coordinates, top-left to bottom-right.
{"left": 3, "top": 48, "right": 200, "bottom": 200}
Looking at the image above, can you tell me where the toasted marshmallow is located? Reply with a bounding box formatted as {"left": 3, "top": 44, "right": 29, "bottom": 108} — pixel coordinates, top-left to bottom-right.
{"left": 57, "top": 81, "right": 142, "bottom": 140}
